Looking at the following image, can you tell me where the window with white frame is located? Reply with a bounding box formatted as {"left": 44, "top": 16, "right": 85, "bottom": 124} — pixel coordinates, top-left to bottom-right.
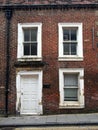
{"left": 17, "top": 23, "right": 42, "bottom": 61}
{"left": 58, "top": 23, "right": 83, "bottom": 61}
{"left": 59, "top": 68, "right": 84, "bottom": 108}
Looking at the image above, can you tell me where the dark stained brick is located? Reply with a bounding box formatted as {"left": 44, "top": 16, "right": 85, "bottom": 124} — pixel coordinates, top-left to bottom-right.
{"left": 1, "top": 0, "right": 98, "bottom": 5}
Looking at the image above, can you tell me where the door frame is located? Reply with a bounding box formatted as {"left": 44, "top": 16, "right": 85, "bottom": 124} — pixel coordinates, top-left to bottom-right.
{"left": 16, "top": 70, "right": 43, "bottom": 115}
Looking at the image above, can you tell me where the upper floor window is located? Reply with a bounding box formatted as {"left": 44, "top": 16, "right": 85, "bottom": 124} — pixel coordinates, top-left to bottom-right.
{"left": 17, "top": 23, "right": 42, "bottom": 61}
{"left": 58, "top": 23, "right": 83, "bottom": 61}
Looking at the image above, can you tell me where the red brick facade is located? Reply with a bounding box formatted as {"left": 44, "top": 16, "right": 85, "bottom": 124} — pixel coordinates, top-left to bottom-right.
{"left": 0, "top": 1, "right": 98, "bottom": 115}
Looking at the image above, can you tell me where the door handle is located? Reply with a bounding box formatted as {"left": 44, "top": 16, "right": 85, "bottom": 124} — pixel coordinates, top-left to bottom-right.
{"left": 21, "top": 93, "right": 23, "bottom": 95}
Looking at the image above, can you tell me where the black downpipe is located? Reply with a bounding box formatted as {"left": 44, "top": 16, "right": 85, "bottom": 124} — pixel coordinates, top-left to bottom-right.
{"left": 5, "top": 9, "right": 12, "bottom": 117}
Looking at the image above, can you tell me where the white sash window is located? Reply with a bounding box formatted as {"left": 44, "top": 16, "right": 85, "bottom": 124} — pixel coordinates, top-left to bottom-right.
{"left": 59, "top": 68, "right": 84, "bottom": 108}
{"left": 58, "top": 23, "right": 83, "bottom": 61}
{"left": 17, "top": 23, "right": 42, "bottom": 61}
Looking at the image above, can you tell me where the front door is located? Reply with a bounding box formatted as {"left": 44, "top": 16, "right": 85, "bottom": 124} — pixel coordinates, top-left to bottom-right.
{"left": 20, "top": 75, "right": 39, "bottom": 115}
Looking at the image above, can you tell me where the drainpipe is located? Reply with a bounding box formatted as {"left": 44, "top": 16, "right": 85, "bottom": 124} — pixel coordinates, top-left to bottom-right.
{"left": 5, "top": 8, "right": 12, "bottom": 117}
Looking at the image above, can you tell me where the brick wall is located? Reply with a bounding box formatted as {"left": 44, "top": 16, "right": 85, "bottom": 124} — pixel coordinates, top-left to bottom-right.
{"left": 0, "top": 7, "right": 98, "bottom": 115}
{"left": 0, "top": 10, "right": 6, "bottom": 115}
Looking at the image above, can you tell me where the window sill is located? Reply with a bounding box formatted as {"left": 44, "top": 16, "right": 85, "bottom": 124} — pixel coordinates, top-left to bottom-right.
{"left": 59, "top": 103, "right": 84, "bottom": 109}
{"left": 58, "top": 56, "right": 83, "bottom": 61}
{"left": 17, "top": 57, "right": 42, "bottom": 61}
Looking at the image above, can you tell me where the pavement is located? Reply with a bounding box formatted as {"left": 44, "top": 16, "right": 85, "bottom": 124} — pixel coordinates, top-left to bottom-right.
{"left": 15, "top": 126, "right": 98, "bottom": 130}
{"left": 0, "top": 113, "right": 98, "bottom": 127}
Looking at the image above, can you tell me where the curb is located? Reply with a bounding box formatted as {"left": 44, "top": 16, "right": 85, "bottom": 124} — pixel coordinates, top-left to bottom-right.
{"left": 0, "top": 122, "right": 98, "bottom": 128}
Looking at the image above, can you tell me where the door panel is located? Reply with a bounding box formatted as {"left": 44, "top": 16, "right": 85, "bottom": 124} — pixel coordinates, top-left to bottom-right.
{"left": 20, "top": 75, "right": 38, "bottom": 114}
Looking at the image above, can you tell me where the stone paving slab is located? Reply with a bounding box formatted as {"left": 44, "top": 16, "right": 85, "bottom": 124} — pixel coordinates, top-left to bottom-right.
{"left": 0, "top": 113, "right": 98, "bottom": 127}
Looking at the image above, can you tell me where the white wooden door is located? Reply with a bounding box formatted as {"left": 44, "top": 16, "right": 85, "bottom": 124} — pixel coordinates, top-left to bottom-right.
{"left": 20, "top": 75, "right": 39, "bottom": 115}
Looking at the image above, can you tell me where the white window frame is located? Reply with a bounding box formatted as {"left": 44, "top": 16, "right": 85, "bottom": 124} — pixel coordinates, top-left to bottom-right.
{"left": 59, "top": 68, "right": 84, "bottom": 108}
{"left": 58, "top": 23, "right": 83, "bottom": 61}
{"left": 17, "top": 23, "right": 42, "bottom": 61}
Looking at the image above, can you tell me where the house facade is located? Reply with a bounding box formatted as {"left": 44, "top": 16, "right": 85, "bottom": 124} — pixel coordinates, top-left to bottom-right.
{"left": 0, "top": 0, "right": 98, "bottom": 115}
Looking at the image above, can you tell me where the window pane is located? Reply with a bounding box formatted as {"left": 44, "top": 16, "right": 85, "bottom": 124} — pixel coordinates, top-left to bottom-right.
{"left": 63, "top": 43, "right": 70, "bottom": 55}
{"left": 31, "top": 28, "right": 37, "bottom": 41}
{"left": 64, "top": 88, "right": 78, "bottom": 101}
{"left": 71, "top": 43, "right": 77, "bottom": 55}
{"left": 24, "top": 29, "right": 30, "bottom": 41}
{"left": 31, "top": 43, "right": 37, "bottom": 55}
{"left": 24, "top": 43, "right": 30, "bottom": 55}
{"left": 71, "top": 29, "right": 77, "bottom": 41}
{"left": 64, "top": 74, "right": 78, "bottom": 86}
{"left": 63, "top": 29, "right": 69, "bottom": 41}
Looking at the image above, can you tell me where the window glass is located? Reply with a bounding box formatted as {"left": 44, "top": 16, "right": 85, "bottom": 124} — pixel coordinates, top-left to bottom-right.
{"left": 64, "top": 74, "right": 78, "bottom": 101}
{"left": 63, "top": 29, "right": 69, "bottom": 41}
{"left": 64, "top": 74, "right": 78, "bottom": 86}
{"left": 71, "top": 29, "right": 77, "bottom": 41}
{"left": 64, "top": 88, "right": 78, "bottom": 101}
{"left": 31, "top": 28, "right": 37, "bottom": 41}
{"left": 63, "top": 43, "right": 70, "bottom": 55}
{"left": 63, "top": 28, "right": 77, "bottom": 55}
{"left": 24, "top": 29, "right": 30, "bottom": 41}
{"left": 71, "top": 43, "right": 77, "bottom": 55}
{"left": 24, "top": 43, "right": 30, "bottom": 55}
{"left": 63, "top": 28, "right": 77, "bottom": 41}
{"left": 63, "top": 43, "right": 77, "bottom": 55}
{"left": 31, "top": 43, "right": 37, "bottom": 55}
{"left": 23, "top": 28, "right": 38, "bottom": 56}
